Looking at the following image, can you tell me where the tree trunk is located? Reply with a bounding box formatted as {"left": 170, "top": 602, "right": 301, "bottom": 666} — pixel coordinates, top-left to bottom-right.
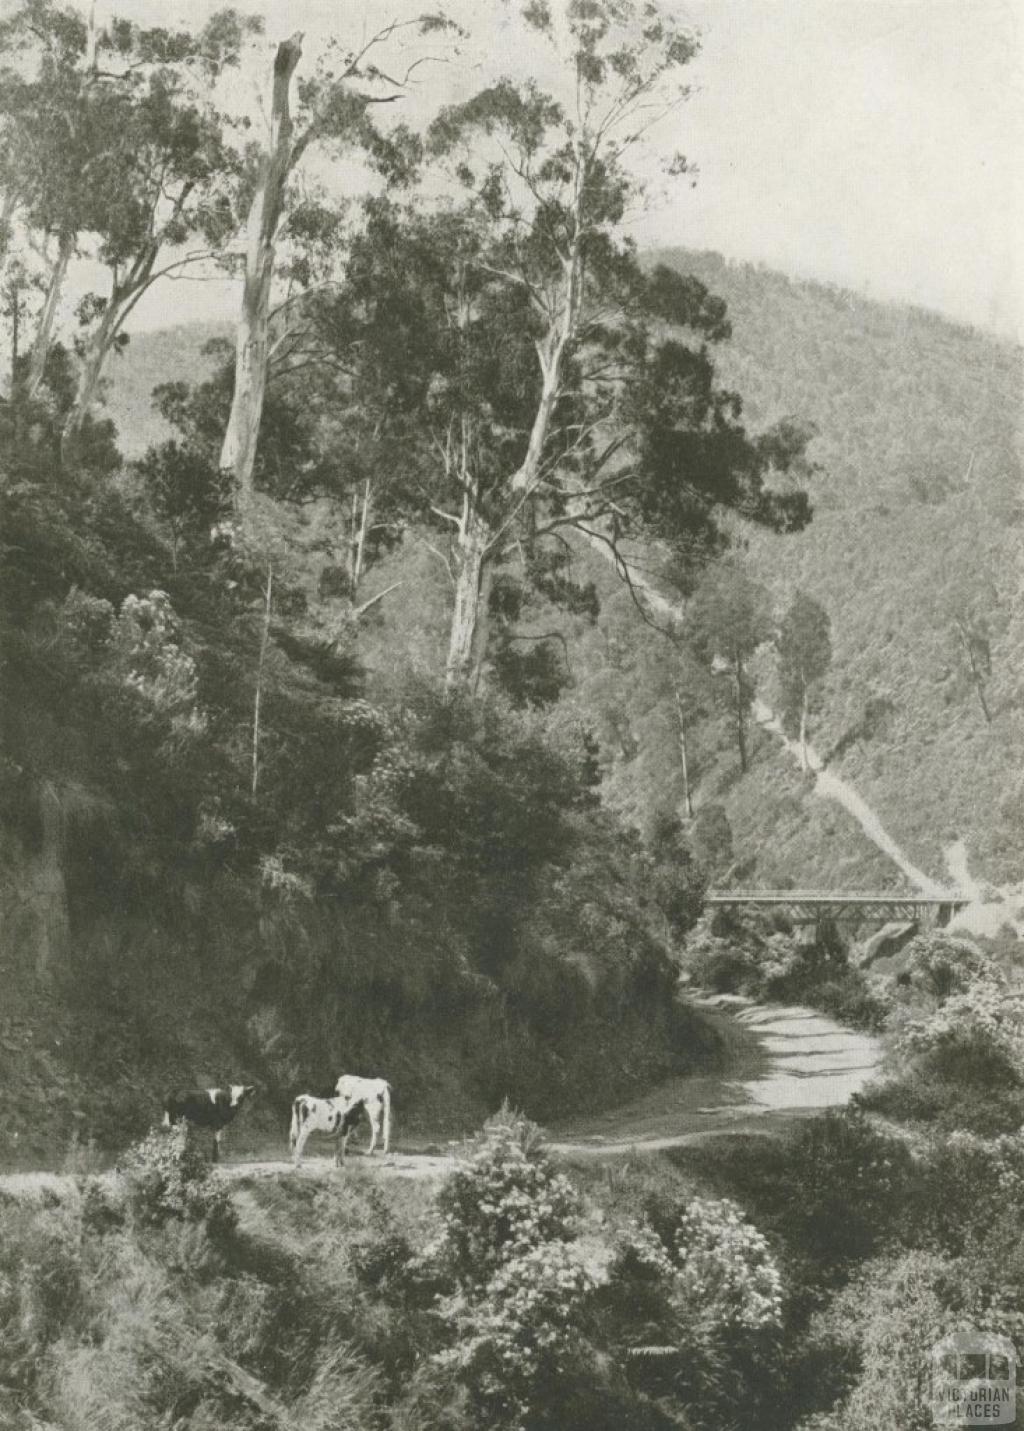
{"left": 24, "top": 231, "right": 74, "bottom": 402}
{"left": 445, "top": 515, "right": 492, "bottom": 694}
{"left": 734, "top": 653, "right": 748, "bottom": 773}
{"left": 62, "top": 293, "right": 123, "bottom": 453}
{"left": 675, "top": 687, "right": 694, "bottom": 818}
{"left": 347, "top": 478, "right": 372, "bottom": 600}
{"left": 220, "top": 33, "right": 303, "bottom": 522}
{"left": 798, "top": 689, "right": 809, "bottom": 771}
{"left": 251, "top": 563, "right": 273, "bottom": 797}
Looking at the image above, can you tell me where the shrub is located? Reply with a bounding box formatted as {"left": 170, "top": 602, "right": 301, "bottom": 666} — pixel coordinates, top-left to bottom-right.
{"left": 425, "top": 1107, "right": 595, "bottom": 1427}
{"left": 675, "top": 1197, "right": 784, "bottom": 1332}
{"left": 693, "top": 1109, "right": 916, "bottom": 1282}
{"left": 865, "top": 964, "right": 1024, "bottom": 1134}
{"left": 596, "top": 1203, "right": 785, "bottom": 1431}
{"left": 117, "top": 1124, "right": 236, "bottom": 1237}
{"left": 916, "top": 1129, "right": 1024, "bottom": 1256}
{"left": 432, "top": 1107, "right": 580, "bottom": 1282}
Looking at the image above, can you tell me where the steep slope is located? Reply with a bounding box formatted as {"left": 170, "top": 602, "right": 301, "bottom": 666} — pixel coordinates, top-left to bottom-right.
{"left": 654, "top": 251, "right": 1023, "bottom": 887}
{"left": 103, "top": 256, "right": 1023, "bottom": 889}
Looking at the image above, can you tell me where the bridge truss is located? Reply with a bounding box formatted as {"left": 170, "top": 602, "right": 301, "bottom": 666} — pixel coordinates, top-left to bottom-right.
{"left": 705, "top": 890, "right": 971, "bottom": 926}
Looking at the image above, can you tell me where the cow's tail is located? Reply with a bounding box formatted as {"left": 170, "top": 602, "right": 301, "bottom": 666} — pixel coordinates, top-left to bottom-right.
{"left": 382, "top": 1083, "right": 392, "bottom": 1154}
{"left": 289, "top": 1098, "right": 301, "bottom": 1151}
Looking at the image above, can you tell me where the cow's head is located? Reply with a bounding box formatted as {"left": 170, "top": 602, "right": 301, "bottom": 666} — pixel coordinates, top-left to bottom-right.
{"left": 230, "top": 1084, "right": 256, "bottom": 1108}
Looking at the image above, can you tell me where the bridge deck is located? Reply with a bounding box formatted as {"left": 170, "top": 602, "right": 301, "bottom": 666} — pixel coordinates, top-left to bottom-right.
{"left": 705, "top": 890, "right": 970, "bottom": 925}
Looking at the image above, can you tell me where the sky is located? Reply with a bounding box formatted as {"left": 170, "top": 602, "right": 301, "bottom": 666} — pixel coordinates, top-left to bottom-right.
{"left": 34, "top": 0, "right": 1024, "bottom": 341}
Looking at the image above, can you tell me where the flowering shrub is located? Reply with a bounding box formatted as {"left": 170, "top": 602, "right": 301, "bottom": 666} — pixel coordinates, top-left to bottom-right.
{"left": 105, "top": 590, "right": 206, "bottom": 737}
{"left": 892, "top": 933, "right": 997, "bottom": 1006}
{"left": 895, "top": 982, "right": 1024, "bottom": 1077}
{"left": 435, "top": 1241, "right": 596, "bottom": 1421}
{"left": 117, "top": 1124, "right": 235, "bottom": 1236}
{"left": 427, "top": 1108, "right": 593, "bottom": 1426}
{"left": 675, "top": 1197, "right": 784, "bottom": 1331}
{"left": 434, "top": 1122, "right": 580, "bottom": 1284}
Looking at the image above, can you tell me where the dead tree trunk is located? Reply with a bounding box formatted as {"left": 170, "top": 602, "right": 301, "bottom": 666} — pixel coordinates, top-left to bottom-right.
{"left": 220, "top": 33, "right": 303, "bottom": 523}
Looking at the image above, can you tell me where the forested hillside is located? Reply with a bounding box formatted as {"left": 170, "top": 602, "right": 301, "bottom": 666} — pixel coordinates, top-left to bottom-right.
{"left": 666, "top": 250, "right": 1022, "bottom": 886}
{"left": 3, "top": 1, "right": 795, "bottom": 1162}
{"left": 106, "top": 250, "right": 1023, "bottom": 895}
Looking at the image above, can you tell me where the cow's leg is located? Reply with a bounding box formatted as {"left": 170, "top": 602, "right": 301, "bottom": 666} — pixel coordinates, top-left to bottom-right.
{"left": 213, "top": 1129, "right": 221, "bottom": 1163}
{"left": 366, "top": 1105, "right": 378, "bottom": 1156}
{"left": 293, "top": 1125, "right": 310, "bottom": 1168}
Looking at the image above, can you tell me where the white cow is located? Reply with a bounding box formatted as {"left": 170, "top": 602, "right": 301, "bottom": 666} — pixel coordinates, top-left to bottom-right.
{"left": 289, "top": 1093, "right": 366, "bottom": 1167}
{"left": 334, "top": 1074, "right": 391, "bottom": 1155}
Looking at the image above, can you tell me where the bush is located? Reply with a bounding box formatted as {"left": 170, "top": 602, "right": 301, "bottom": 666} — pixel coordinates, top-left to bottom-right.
{"left": 864, "top": 952, "right": 1024, "bottom": 1133}
{"left": 425, "top": 1107, "right": 596, "bottom": 1428}
{"left": 675, "top": 1197, "right": 784, "bottom": 1331}
{"left": 596, "top": 1202, "right": 785, "bottom": 1431}
{"left": 681, "top": 911, "right": 884, "bottom": 1032}
{"left": 692, "top": 1110, "right": 916, "bottom": 1283}
{"left": 117, "top": 1124, "right": 236, "bottom": 1237}
{"left": 433, "top": 1107, "right": 580, "bottom": 1281}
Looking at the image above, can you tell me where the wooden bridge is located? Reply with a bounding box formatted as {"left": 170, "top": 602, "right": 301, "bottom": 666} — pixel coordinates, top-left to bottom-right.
{"left": 705, "top": 889, "right": 972, "bottom": 927}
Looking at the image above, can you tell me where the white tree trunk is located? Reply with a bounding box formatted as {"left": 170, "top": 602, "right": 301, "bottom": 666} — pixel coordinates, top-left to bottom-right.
{"left": 220, "top": 33, "right": 303, "bottom": 521}
{"left": 24, "top": 231, "right": 73, "bottom": 401}
{"left": 445, "top": 516, "right": 492, "bottom": 694}
{"left": 62, "top": 290, "right": 126, "bottom": 451}
{"left": 675, "top": 687, "right": 694, "bottom": 818}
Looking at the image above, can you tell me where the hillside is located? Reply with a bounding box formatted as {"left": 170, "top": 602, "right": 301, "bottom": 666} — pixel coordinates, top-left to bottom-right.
{"left": 655, "top": 251, "right": 1022, "bottom": 888}
{"left": 103, "top": 322, "right": 228, "bottom": 459}
{"left": 99, "top": 256, "right": 1023, "bottom": 897}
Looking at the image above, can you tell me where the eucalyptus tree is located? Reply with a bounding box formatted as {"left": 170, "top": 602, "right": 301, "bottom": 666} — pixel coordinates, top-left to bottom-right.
{"left": 219, "top": 14, "right": 455, "bottom": 520}
{"left": 689, "top": 562, "right": 773, "bottom": 773}
{"left": 319, "top": 0, "right": 811, "bottom": 694}
{"left": 0, "top": 0, "right": 104, "bottom": 398}
{"left": 0, "top": 6, "right": 264, "bottom": 452}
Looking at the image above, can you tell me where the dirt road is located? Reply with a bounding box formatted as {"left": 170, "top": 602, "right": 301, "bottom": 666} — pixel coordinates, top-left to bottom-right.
{"left": 0, "top": 995, "right": 882, "bottom": 1199}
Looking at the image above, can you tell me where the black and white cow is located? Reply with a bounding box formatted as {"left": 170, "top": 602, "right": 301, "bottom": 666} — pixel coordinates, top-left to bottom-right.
{"left": 162, "top": 1084, "right": 256, "bottom": 1162}
{"left": 334, "top": 1074, "right": 391, "bottom": 1155}
{"left": 289, "top": 1093, "right": 366, "bottom": 1167}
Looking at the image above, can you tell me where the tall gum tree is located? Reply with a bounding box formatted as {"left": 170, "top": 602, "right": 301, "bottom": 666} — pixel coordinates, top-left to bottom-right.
{"left": 219, "top": 14, "right": 457, "bottom": 524}
{"left": 53, "top": 8, "right": 263, "bottom": 455}
{"left": 0, "top": 0, "right": 107, "bottom": 400}
{"left": 322, "top": 0, "right": 812, "bottom": 694}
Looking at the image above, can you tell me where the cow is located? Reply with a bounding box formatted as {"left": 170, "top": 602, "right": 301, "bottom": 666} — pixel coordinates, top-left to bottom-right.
{"left": 334, "top": 1074, "right": 391, "bottom": 1155}
{"left": 289, "top": 1093, "right": 367, "bottom": 1167}
{"left": 162, "top": 1084, "right": 256, "bottom": 1162}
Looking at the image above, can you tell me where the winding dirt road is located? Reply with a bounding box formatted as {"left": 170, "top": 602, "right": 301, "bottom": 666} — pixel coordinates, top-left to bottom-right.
{"left": 0, "top": 995, "right": 882, "bottom": 1198}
